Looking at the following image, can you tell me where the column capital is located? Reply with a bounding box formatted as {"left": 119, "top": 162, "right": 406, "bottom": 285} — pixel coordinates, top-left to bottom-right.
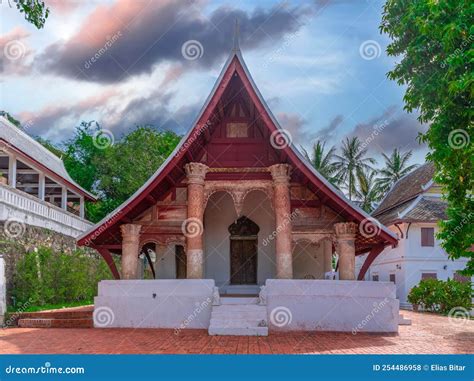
{"left": 184, "top": 162, "right": 209, "bottom": 185}
{"left": 120, "top": 223, "right": 142, "bottom": 238}
{"left": 269, "top": 164, "right": 292, "bottom": 185}
{"left": 334, "top": 222, "right": 357, "bottom": 239}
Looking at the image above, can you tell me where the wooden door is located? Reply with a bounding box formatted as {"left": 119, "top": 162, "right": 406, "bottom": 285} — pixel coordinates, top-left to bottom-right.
{"left": 230, "top": 238, "right": 257, "bottom": 284}
{"left": 175, "top": 245, "right": 186, "bottom": 279}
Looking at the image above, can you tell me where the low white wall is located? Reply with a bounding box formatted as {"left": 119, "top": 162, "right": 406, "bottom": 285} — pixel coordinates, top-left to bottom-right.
{"left": 94, "top": 280, "right": 214, "bottom": 330}
{"left": 0, "top": 255, "right": 5, "bottom": 326}
{"left": 265, "top": 279, "right": 399, "bottom": 333}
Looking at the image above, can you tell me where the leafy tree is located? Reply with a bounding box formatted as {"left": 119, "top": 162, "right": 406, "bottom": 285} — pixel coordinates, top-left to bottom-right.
{"left": 302, "top": 140, "right": 339, "bottom": 186}
{"left": 0, "top": 111, "right": 21, "bottom": 128}
{"left": 59, "top": 122, "right": 181, "bottom": 222}
{"left": 11, "top": 0, "right": 49, "bottom": 29}
{"left": 334, "top": 137, "right": 376, "bottom": 200}
{"left": 376, "top": 148, "right": 418, "bottom": 193}
{"left": 381, "top": 0, "right": 473, "bottom": 274}
{"left": 355, "top": 169, "right": 383, "bottom": 212}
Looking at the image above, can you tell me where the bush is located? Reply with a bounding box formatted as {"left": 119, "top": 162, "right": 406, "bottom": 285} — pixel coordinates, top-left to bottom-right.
{"left": 12, "top": 246, "right": 113, "bottom": 308}
{"left": 408, "top": 278, "right": 472, "bottom": 314}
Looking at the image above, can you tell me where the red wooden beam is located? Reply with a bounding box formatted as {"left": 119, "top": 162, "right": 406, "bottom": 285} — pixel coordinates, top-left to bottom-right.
{"left": 357, "top": 243, "right": 385, "bottom": 280}
{"left": 97, "top": 248, "right": 121, "bottom": 280}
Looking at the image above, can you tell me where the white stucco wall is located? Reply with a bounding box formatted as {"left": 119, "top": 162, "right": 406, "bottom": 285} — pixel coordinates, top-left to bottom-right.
{"left": 356, "top": 222, "right": 471, "bottom": 308}
{"left": 203, "top": 190, "right": 276, "bottom": 289}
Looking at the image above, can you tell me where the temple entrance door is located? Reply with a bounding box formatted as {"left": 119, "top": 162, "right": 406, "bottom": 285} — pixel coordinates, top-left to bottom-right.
{"left": 175, "top": 245, "right": 187, "bottom": 279}
{"left": 228, "top": 216, "right": 259, "bottom": 285}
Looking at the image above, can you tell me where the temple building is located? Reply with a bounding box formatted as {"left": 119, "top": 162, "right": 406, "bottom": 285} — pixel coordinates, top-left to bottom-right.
{"left": 78, "top": 36, "right": 401, "bottom": 335}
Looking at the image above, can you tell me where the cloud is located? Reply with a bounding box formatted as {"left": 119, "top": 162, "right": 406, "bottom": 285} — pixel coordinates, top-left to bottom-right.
{"left": 315, "top": 114, "right": 344, "bottom": 141}
{"left": 0, "top": 27, "right": 32, "bottom": 75}
{"left": 348, "top": 107, "right": 428, "bottom": 154}
{"left": 36, "top": 0, "right": 309, "bottom": 83}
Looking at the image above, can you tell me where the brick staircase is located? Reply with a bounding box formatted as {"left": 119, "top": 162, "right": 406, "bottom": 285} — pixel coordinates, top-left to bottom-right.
{"left": 208, "top": 297, "right": 268, "bottom": 336}
{"left": 12, "top": 306, "right": 93, "bottom": 328}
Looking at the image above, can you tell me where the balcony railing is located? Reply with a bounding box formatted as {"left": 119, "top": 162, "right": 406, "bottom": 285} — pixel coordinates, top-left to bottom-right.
{"left": 0, "top": 183, "right": 93, "bottom": 238}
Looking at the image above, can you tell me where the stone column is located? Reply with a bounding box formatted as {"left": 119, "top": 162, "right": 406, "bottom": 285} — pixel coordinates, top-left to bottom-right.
{"left": 120, "top": 224, "right": 142, "bottom": 280}
{"left": 184, "top": 162, "right": 209, "bottom": 279}
{"left": 323, "top": 239, "right": 333, "bottom": 273}
{"left": 269, "top": 164, "right": 293, "bottom": 279}
{"left": 334, "top": 222, "right": 357, "bottom": 280}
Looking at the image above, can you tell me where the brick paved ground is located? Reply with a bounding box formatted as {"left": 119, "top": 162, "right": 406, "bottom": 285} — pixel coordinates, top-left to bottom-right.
{"left": 1, "top": 311, "right": 472, "bottom": 354}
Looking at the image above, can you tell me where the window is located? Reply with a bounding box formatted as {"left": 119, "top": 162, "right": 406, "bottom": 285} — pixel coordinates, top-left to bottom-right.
{"left": 372, "top": 275, "right": 379, "bottom": 281}
{"left": 421, "top": 227, "right": 435, "bottom": 247}
{"left": 389, "top": 274, "right": 396, "bottom": 283}
{"left": 454, "top": 273, "right": 470, "bottom": 283}
{"left": 421, "top": 272, "right": 437, "bottom": 280}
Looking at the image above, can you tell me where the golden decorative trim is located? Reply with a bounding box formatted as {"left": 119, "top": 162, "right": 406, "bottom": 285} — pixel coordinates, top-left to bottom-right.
{"left": 207, "top": 167, "right": 269, "bottom": 173}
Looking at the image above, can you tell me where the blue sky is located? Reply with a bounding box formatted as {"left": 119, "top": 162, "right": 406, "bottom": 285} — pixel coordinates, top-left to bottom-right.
{"left": 0, "top": 0, "right": 428, "bottom": 165}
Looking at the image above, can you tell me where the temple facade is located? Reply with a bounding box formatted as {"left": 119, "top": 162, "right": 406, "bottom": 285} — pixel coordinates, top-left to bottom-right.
{"left": 78, "top": 40, "right": 401, "bottom": 335}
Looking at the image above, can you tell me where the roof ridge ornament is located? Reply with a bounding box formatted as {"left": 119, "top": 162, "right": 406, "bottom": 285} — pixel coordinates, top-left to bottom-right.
{"left": 233, "top": 18, "right": 240, "bottom": 52}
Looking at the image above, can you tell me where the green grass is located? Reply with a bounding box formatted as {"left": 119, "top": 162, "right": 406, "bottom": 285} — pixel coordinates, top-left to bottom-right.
{"left": 7, "top": 300, "right": 93, "bottom": 313}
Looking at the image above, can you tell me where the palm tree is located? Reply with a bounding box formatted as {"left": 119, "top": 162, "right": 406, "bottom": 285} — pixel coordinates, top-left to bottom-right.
{"left": 333, "top": 137, "right": 376, "bottom": 200}
{"left": 302, "top": 140, "right": 339, "bottom": 186}
{"left": 355, "top": 169, "right": 383, "bottom": 212}
{"left": 376, "top": 148, "right": 418, "bottom": 193}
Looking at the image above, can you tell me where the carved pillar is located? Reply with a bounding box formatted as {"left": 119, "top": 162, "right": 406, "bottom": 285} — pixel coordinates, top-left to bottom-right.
{"left": 120, "top": 224, "right": 142, "bottom": 280}
{"left": 184, "top": 162, "right": 209, "bottom": 279}
{"left": 323, "top": 239, "right": 333, "bottom": 273}
{"left": 269, "top": 164, "right": 293, "bottom": 279}
{"left": 334, "top": 222, "right": 357, "bottom": 280}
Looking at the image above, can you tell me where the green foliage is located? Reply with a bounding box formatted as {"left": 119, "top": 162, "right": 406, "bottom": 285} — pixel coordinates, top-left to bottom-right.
{"left": 334, "top": 137, "right": 376, "bottom": 200}
{"left": 381, "top": 0, "right": 473, "bottom": 274}
{"left": 407, "top": 278, "right": 472, "bottom": 313}
{"left": 12, "top": 246, "right": 114, "bottom": 307}
{"left": 355, "top": 169, "right": 383, "bottom": 212}
{"left": 57, "top": 122, "right": 181, "bottom": 222}
{"left": 14, "top": 0, "right": 49, "bottom": 29}
{"left": 302, "top": 140, "right": 339, "bottom": 186}
{"left": 376, "top": 148, "right": 418, "bottom": 193}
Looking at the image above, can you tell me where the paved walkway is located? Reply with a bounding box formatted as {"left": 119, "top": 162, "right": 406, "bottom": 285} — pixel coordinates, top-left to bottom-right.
{"left": 1, "top": 311, "right": 472, "bottom": 354}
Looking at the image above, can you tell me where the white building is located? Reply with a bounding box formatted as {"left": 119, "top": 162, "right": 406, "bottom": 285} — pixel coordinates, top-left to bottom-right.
{"left": 356, "top": 163, "right": 471, "bottom": 309}
{"left": 0, "top": 115, "right": 96, "bottom": 325}
{"left": 0, "top": 115, "right": 96, "bottom": 237}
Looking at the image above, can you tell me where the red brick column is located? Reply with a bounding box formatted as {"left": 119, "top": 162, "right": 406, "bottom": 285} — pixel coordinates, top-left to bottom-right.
{"left": 334, "top": 222, "right": 357, "bottom": 280}
{"left": 269, "top": 164, "right": 293, "bottom": 279}
{"left": 184, "top": 162, "right": 209, "bottom": 279}
{"left": 120, "top": 224, "right": 142, "bottom": 280}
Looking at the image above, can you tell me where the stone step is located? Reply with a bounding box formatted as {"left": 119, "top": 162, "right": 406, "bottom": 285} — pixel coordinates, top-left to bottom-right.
{"left": 398, "top": 314, "right": 412, "bottom": 325}
{"left": 208, "top": 326, "right": 268, "bottom": 336}
{"left": 220, "top": 297, "right": 259, "bottom": 305}
{"left": 18, "top": 318, "right": 93, "bottom": 329}
{"left": 208, "top": 303, "right": 268, "bottom": 336}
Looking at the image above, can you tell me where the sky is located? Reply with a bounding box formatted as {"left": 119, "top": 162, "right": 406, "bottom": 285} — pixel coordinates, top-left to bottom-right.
{"left": 0, "top": 0, "right": 429, "bottom": 165}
